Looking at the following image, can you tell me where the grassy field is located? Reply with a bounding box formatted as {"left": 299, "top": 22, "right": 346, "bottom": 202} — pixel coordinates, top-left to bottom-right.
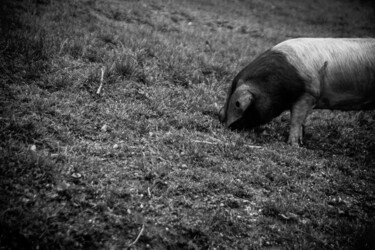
{"left": 1, "top": 0, "right": 375, "bottom": 249}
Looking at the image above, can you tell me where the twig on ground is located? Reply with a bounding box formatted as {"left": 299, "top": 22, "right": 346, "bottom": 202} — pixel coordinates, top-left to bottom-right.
{"left": 96, "top": 67, "right": 105, "bottom": 95}
{"left": 127, "top": 224, "right": 145, "bottom": 248}
{"left": 191, "top": 139, "right": 262, "bottom": 149}
{"left": 244, "top": 144, "right": 262, "bottom": 149}
{"left": 191, "top": 139, "right": 219, "bottom": 145}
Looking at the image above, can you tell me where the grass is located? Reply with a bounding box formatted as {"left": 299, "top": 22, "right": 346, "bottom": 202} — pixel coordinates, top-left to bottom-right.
{"left": 1, "top": 0, "right": 375, "bottom": 249}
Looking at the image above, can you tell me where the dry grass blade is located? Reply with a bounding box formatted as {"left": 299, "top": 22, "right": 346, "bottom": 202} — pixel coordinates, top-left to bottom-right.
{"left": 127, "top": 224, "right": 145, "bottom": 249}
{"left": 96, "top": 67, "right": 105, "bottom": 94}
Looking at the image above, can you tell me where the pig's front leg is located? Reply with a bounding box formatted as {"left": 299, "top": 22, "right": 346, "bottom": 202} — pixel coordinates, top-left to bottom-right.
{"left": 288, "top": 94, "right": 316, "bottom": 146}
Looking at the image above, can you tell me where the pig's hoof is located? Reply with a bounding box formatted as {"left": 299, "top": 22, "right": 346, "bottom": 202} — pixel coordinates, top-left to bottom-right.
{"left": 287, "top": 137, "right": 303, "bottom": 147}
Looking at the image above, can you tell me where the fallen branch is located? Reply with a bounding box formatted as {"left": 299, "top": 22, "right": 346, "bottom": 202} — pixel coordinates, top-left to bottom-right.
{"left": 96, "top": 67, "right": 105, "bottom": 95}
{"left": 127, "top": 224, "right": 145, "bottom": 248}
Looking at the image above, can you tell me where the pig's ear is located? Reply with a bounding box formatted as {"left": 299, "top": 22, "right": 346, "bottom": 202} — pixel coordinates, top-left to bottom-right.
{"left": 225, "top": 86, "right": 253, "bottom": 127}
{"left": 236, "top": 79, "right": 244, "bottom": 88}
{"left": 235, "top": 85, "right": 253, "bottom": 112}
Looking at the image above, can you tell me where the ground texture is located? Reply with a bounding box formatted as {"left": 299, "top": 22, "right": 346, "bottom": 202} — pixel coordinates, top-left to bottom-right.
{"left": 1, "top": 0, "right": 375, "bottom": 249}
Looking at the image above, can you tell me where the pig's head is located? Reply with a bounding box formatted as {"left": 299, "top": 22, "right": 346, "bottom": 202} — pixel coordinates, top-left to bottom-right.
{"left": 221, "top": 84, "right": 253, "bottom": 126}
{"left": 219, "top": 80, "right": 265, "bottom": 130}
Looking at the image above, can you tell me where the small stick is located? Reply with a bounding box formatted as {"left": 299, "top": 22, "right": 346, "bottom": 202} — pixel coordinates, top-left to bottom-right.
{"left": 96, "top": 67, "right": 105, "bottom": 95}
{"left": 191, "top": 139, "right": 262, "bottom": 149}
{"left": 244, "top": 144, "right": 262, "bottom": 149}
{"left": 191, "top": 139, "right": 218, "bottom": 145}
{"left": 127, "top": 224, "right": 145, "bottom": 248}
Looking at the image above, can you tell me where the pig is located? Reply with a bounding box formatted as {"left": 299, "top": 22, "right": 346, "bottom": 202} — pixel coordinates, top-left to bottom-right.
{"left": 219, "top": 38, "right": 375, "bottom": 146}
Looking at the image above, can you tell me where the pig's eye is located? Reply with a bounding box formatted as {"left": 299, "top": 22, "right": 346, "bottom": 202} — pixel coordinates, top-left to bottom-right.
{"left": 235, "top": 101, "right": 240, "bottom": 108}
